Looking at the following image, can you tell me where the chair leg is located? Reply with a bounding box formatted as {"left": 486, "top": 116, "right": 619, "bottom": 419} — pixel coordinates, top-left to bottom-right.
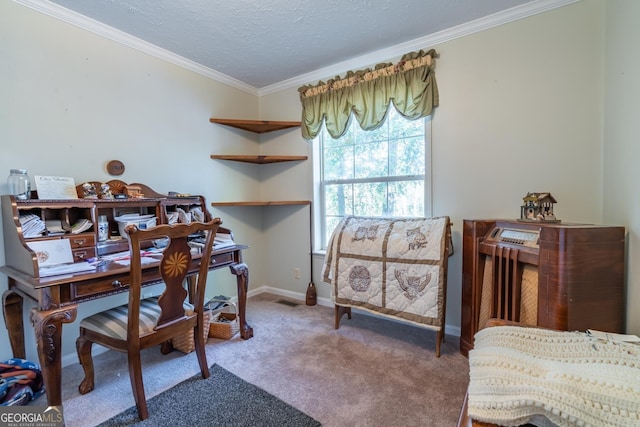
{"left": 127, "top": 351, "right": 148, "bottom": 420}
{"left": 76, "top": 335, "right": 95, "bottom": 395}
{"left": 194, "top": 324, "right": 210, "bottom": 379}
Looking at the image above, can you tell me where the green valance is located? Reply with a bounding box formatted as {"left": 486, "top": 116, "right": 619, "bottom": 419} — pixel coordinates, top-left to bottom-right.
{"left": 298, "top": 49, "right": 439, "bottom": 140}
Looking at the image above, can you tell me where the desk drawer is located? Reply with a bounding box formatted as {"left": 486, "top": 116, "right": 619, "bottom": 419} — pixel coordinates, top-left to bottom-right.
{"left": 65, "top": 233, "right": 95, "bottom": 249}
{"left": 71, "top": 274, "right": 131, "bottom": 300}
{"left": 72, "top": 247, "right": 96, "bottom": 262}
{"left": 211, "top": 252, "right": 234, "bottom": 267}
{"left": 70, "top": 268, "right": 163, "bottom": 301}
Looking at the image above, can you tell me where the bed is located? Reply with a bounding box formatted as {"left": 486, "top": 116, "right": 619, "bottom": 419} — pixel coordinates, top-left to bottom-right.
{"left": 322, "top": 215, "right": 453, "bottom": 356}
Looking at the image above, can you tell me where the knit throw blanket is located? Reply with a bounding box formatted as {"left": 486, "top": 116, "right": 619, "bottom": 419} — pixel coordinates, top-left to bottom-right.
{"left": 468, "top": 326, "right": 640, "bottom": 427}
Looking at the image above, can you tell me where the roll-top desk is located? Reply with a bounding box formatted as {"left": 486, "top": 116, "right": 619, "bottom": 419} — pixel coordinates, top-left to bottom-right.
{"left": 1, "top": 182, "right": 253, "bottom": 407}
{"left": 460, "top": 219, "right": 625, "bottom": 357}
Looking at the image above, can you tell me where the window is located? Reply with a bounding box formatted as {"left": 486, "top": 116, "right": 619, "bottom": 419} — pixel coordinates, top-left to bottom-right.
{"left": 314, "top": 108, "right": 432, "bottom": 250}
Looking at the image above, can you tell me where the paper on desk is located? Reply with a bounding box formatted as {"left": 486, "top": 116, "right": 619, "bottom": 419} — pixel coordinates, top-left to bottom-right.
{"left": 214, "top": 233, "right": 235, "bottom": 249}
{"left": 27, "top": 239, "right": 74, "bottom": 267}
{"left": 34, "top": 175, "right": 78, "bottom": 200}
{"left": 113, "top": 257, "right": 159, "bottom": 267}
{"left": 39, "top": 262, "right": 96, "bottom": 277}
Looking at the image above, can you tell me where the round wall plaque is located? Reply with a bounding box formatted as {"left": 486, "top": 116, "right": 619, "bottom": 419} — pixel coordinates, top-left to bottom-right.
{"left": 106, "top": 160, "right": 125, "bottom": 176}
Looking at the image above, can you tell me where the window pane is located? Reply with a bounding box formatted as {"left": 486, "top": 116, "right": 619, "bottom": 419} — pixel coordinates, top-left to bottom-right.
{"left": 354, "top": 141, "right": 388, "bottom": 179}
{"left": 389, "top": 136, "right": 424, "bottom": 176}
{"left": 323, "top": 146, "right": 354, "bottom": 180}
{"left": 353, "top": 182, "right": 387, "bottom": 216}
{"left": 324, "top": 183, "right": 353, "bottom": 216}
{"left": 388, "top": 181, "right": 424, "bottom": 217}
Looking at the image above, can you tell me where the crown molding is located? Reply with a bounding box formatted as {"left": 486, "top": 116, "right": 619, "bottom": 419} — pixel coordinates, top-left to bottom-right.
{"left": 259, "top": 0, "right": 580, "bottom": 96}
{"left": 14, "top": 0, "right": 579, "bottom": 98}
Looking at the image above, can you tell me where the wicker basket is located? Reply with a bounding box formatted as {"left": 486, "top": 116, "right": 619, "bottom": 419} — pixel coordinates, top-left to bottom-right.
{"left": 172, "top": 310, "right": 211, "bottom": 354}
{"left": 208, "top": 302, "right": 240, "bottom": 340}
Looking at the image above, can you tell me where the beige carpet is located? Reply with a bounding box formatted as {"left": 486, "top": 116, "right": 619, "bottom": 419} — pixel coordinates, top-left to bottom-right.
{"left": 37, "top": 293, "right": 470, "bottom": 426}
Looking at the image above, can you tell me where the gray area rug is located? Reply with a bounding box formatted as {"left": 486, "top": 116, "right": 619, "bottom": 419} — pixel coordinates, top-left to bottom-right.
{"left": 95, "top": 364, "right": 321, "bottom": 427}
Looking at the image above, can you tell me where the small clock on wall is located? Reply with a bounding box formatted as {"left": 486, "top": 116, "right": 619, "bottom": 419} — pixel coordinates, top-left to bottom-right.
{"left": 106, "top": 160, "right": 125, "bottom": 176}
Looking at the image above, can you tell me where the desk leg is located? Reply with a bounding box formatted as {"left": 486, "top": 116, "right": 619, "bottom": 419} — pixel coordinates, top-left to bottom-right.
{"left": 30, "top": 305, "right": 77, "bottom": 407}
{"left": 230, "top": 263, "right": 253, "bottom": 339}
{"left": 2, "top": 289, "right": 25, "bottom": 359}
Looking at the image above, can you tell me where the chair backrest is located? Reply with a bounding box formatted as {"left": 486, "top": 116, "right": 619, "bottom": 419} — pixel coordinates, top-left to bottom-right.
{"left": 124, "top": 218, "right": 222, "bottom": 341}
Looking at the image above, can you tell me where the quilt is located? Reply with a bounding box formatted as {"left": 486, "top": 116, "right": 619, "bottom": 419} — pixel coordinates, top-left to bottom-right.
{"left": 322, "top": 216, "right": 450, "bottom": 331}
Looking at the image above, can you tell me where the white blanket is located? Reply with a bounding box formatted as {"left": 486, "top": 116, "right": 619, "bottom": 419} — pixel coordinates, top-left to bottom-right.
{"left": 322, "top": 216, "right": 449, "bottom": 330}
{"left": 468, "top": 325, "right": 640, "bottom": 427}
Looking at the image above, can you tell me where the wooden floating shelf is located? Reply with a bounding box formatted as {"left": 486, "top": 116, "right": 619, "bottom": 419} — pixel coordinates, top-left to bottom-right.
{"left": 209, "top": 118, "right": 301, "bottom": 134}
{"left": 211, "top": 155, "right": 307, "bottom": 164}
{"left": 212, "top": 201, "right": 310, "bottom": 207}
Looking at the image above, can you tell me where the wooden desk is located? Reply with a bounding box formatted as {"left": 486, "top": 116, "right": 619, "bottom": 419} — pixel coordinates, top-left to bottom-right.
{"left": 1, "top": 243, "right": 253, "bottom": 407}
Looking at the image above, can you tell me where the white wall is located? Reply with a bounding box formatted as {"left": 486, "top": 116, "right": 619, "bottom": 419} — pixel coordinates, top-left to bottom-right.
{"left": 604, "top": 0, "right": 640, "bottom": 335}
{"left": 0, "top": 1, "right": 262, "bottom": 362}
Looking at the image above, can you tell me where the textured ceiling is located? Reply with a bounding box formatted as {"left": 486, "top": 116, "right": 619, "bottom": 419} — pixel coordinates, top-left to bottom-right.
{"left": 46, "top": 0, "right": 537, "bottom": 89}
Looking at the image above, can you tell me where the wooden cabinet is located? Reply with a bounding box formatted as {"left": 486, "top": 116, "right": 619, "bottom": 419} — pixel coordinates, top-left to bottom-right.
{"left": 460, "top": 219, "right": 625, "bottom": 356}
{"left": 209, "top": 118, "right": 309, "bottom": 207}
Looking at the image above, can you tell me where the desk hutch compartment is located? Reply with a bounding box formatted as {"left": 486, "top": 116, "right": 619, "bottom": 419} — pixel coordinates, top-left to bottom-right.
{"left": 1, "top": 196, "right": 95, "bottom": 277}
{"left": 1, "top": 189, "right": 211, "bottom": 279}
{"left": 95, "top": 199, "right": 160, "bottom": 248}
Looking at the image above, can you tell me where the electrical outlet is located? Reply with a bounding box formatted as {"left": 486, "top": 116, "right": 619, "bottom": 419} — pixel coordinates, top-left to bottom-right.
{"left": 294, "top": 268, "right": 300, "bottom": 279}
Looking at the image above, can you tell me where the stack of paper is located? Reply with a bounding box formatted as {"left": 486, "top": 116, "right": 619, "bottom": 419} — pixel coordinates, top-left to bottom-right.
{"left": 190, "top": 206, "right": 205, "bottom": 222}
{"left": 70, "top": 218, "right": 93, "bottom": 234}
{"left": 45, "top": 219, "right": 65, "bottom": 235}
{"left": 39, "top": 262, "right": 96, "bottom": 277}
{"left": 166, "top": 212, "right": 179, "bottom": 224}
{"left": 20, "top": 214, "right": 46, "bottom": 238}
{"left": 214, "top": 232, "right": 235, "bottom": 249}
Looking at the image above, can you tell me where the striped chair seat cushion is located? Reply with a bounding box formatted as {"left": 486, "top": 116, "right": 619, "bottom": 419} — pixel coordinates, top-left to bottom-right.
{"left": 80, "top": 297, "right": 193, "bottom": 340}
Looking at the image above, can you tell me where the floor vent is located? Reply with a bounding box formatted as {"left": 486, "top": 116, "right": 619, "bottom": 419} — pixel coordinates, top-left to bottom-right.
{"left": 275, "top": 299, "right": 300, "bottom": 307}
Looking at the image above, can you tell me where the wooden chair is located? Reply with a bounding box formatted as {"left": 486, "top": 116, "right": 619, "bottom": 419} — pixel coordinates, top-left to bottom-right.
{"left": 76, "top": 218, "right": 221, "bottom": 420}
